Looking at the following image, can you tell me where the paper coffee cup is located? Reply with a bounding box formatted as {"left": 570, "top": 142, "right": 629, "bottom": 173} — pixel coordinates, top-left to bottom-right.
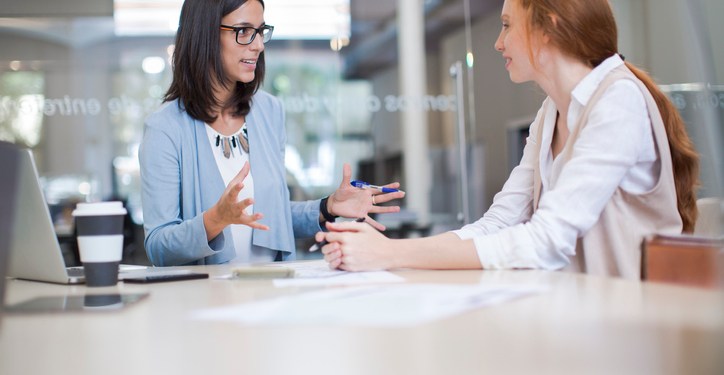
{"left": 72, "top": 202, "right": 127, "bottom": 287}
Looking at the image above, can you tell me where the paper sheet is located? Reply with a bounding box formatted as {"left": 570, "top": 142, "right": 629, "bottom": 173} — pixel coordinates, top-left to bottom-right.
{"left": 272, "top": 261, "right": 405, "bottom": 287}
{"left": 190, "top": 283, "right": 545, "bottom": 327}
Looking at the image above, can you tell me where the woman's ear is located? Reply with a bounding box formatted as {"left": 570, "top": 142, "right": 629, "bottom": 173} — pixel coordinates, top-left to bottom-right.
{"left": 541, "top": 14, "right": 557, "bottom": 44}
{"left": 541, "top": 33, "right": 550, "bottom": 44}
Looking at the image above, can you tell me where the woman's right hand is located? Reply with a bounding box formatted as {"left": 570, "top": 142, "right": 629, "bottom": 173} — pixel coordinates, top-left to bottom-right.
{"left": 203, "top": 161, "right": 269, "bottom": 241}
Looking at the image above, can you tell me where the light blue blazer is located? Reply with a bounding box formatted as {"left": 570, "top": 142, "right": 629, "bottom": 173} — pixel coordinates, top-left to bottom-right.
{"left": 139, "top": 91, "right": 322, "bottom": 266}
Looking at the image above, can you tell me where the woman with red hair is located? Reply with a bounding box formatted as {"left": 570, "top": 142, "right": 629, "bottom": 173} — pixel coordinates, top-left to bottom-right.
{"left": 316, "top": 0, "right": 699, "bottom": 279}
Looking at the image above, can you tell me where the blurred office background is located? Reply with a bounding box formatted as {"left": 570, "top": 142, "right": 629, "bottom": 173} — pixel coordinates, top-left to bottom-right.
{"left": 0, "top": 0, "right": 721, "bottom": 265}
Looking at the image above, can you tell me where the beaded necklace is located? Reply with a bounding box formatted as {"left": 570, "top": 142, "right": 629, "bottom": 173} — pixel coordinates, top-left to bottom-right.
{"left": 214, "top": 122, "right": 249, "bottom": 158}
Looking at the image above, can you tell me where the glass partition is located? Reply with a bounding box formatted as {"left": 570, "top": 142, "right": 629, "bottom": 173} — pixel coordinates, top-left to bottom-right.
{"left": 1, "top": 0, "right": 721, "bottom": 262}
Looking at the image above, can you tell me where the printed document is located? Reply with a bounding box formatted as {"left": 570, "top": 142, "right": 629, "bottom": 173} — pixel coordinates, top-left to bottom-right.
{"left": 191, "top": 283, "right": 545, "bottom": 327}
{"left": 272, "top": 260, "right": 405, "bottom": 287}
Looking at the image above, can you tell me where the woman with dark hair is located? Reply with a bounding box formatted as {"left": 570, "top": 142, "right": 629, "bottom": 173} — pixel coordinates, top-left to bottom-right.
{"left": 317, "top": 0, "right": 699, "bottom": 279}
{"left": 140, "top": 0, "right": 404, "bottom": 266}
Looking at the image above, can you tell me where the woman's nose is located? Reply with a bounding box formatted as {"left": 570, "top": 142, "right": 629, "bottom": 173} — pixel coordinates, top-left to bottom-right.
{"left": 250, "top": 33, "right": 265, "bottom": 51}
{"left": 494, "top": 35, "right": 504, "bottom": 52}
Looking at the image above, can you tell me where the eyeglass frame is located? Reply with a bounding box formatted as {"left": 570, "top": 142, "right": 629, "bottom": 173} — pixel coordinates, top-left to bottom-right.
{"left": 219, "top": 24, "right": 275, "bottom": 45}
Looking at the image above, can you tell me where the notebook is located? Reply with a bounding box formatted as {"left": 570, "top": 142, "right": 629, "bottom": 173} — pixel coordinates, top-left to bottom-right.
{"left": 3, "top": 146, "right": 156, "bottom": 284}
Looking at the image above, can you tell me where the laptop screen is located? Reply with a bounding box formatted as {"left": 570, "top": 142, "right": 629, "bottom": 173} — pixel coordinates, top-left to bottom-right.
{"left": 5, "top": 144, "right": 83, "bottom": 284}
{"left": 0, "top": 141, "right": 22, "bottom": 323}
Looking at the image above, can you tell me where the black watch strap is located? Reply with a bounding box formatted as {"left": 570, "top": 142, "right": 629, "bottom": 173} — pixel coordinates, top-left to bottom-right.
{"left": 320, "top": 196, "right": 338, "bottom": 223}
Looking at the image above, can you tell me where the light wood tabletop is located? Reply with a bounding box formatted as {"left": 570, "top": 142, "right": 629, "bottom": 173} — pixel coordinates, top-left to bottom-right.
{"left": 1, "top": 262, "right": 723, "bottom": 375}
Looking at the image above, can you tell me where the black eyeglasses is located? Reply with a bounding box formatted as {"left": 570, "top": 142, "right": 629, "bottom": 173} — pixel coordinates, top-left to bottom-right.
{"left": 219, "top": 24, "right": 274, "bottom": 45}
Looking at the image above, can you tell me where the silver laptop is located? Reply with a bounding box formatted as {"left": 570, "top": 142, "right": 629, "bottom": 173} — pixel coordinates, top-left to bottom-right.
{"left": 5, "top": 147, "right": 203, "bottom": 285}
{"left": 5, "top": 147, "right": 90, "bottom": 284}
{"left": 1, "top": 141, "right": 21, "bottom": 319}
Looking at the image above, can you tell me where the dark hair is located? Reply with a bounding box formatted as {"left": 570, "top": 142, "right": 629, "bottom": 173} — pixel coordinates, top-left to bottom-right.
{"left": 518, "top": 0, "right": 699, "bottom": 232}
{"left": 164, "top": 0, "right": 266, "bottom": 122}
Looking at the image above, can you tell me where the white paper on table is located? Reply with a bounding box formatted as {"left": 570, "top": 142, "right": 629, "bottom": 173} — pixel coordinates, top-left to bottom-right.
{"left": 272, "top": 261, "right": 405, "bottom": 287}
{"left": 190, "top": 283, "right": 546, "bottom": 327}
{"left": 280, "top": 260, "right": 347, "bottom": 278}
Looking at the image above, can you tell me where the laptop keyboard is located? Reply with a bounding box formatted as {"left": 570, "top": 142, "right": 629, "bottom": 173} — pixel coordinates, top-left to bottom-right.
{"left": 66, "top": 265, "right": 150, "bottom": 278}
{"left": 66, "top": 267, "right": 85, "bottom": 277}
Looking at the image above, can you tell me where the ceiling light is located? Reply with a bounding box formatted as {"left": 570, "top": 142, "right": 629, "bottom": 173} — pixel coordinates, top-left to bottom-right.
{"left": 114, "top": 0, "right": 349, "bottom": 40}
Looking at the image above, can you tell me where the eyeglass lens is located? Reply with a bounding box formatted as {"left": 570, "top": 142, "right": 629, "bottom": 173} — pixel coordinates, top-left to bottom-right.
{"left": 236, "top": 26, "right": 273, "bottom": 45}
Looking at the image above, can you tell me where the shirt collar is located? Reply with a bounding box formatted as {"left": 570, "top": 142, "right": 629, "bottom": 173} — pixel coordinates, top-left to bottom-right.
{"left": 571, "top": 54, "right": 624, "bottom": 107}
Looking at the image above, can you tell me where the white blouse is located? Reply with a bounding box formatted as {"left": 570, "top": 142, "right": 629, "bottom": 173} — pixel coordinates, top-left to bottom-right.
{"left": 205, "top": 124, "right": 275, "bottom": 264}
{"left": 452, "top": 54, "right": 660, "bottom": 270}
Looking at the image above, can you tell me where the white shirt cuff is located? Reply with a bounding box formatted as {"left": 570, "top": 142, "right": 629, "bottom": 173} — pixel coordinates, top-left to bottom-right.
{"left": 451, "top": 230, "right": 506, "bottom": 269}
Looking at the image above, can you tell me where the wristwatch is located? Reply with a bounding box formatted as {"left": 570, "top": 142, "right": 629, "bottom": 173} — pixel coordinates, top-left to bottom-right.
{"left": 320, "top": 196, "right": 338, "bottom": 223}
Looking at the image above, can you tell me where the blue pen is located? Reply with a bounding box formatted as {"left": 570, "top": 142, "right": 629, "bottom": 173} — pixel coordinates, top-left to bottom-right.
{"left": 351, "top": 180, "right": 400, "bottom": 193}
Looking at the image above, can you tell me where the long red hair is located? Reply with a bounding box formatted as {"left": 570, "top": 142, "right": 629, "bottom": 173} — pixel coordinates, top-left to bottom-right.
{"left": 517, "top": 0, "right": 699, "bottom": 232}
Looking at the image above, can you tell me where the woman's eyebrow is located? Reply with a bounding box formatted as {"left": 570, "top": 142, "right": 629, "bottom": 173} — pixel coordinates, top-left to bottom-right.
{"left": 228, "top": 21, "right": 266, "bottom": 27}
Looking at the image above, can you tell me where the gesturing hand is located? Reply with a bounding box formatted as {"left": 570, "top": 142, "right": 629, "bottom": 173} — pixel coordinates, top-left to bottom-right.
{"left": 204, "top": 161, "right": 269, "bottom": 241}
{"left": 326, "top": 163, "right": 405, "bottom": 231}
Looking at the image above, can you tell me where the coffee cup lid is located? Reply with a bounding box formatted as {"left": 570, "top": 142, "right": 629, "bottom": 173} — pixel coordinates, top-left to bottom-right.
{"left": 72, "top": 201, "right": 127, "bottom": 216}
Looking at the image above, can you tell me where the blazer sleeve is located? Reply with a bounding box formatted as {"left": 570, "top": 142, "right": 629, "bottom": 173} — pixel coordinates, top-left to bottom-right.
{"left": 139, "top": 115, "right": 223, "bottom": 266}
{"left": 291, "top": 200, "right": 323, "bottom": 238}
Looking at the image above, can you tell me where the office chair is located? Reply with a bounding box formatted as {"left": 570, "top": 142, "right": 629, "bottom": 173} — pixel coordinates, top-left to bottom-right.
{"left": 642, "top": 199, "right": 724, "bottom": 288}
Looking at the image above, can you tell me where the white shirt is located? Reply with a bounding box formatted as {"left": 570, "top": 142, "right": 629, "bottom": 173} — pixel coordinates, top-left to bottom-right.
{"left": 452, "top": 54, "right": 659, "bottom": 270}
{"left": 205, "top": 124, "right": 275, "bottom": 264}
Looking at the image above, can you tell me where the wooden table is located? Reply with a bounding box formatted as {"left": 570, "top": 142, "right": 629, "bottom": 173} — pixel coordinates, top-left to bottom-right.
{"left": 2, "top": 263, "right": 723, "bottom": 375}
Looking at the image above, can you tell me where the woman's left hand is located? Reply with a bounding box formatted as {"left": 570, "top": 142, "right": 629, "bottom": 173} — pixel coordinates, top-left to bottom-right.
{"left": 326, "top": 163, "right": 405, "bottom": 231}
{"left": 316, "top": 221, "right": 394, "bottom": 271}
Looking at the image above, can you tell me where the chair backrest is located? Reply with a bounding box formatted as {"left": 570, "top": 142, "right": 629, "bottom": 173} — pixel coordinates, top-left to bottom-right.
{"left": 642, "top": 234, "right": 724, "bottom": 288}
{"left": 0, "top": 141, "right": 22, "bottom": 322}
{"left": 694, "top": 197, "right": 724, "bottom": 237}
